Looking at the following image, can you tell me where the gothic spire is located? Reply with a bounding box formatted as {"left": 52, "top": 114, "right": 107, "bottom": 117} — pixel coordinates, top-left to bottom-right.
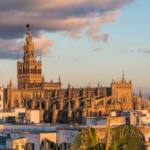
{"left": 58, "top": 75, "right": 61, "bottom": 83}
{"left": 9, "top": 79, "right": 13, "bottom": 89}
{"left": 68, "top": 100, "right": 72, "bottom": 122}
{"left": 23, "top": 24, "right": 35, "bottom": 62}
{"left": 25, "top": 24, "right": 33, "bottom": 43}
{"left": 26, "top": 24, "right": 31, "bottom": 31}
{"left": 139, "top": 88, "right": 142, "bottom": 98}
{"left": 122, "top": 71, "right": 125, "bottom": 82}
{"left": 42, "top": 75, "right": 45, "bottom": 83}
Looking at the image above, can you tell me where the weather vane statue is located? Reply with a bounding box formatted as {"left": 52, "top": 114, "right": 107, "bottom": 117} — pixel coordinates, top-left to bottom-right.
{"left": 26, "top": 24, "right": 31, "bottom": 31}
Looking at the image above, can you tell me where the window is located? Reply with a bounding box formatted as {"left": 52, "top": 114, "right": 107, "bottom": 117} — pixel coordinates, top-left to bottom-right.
{"left": 38, "top": 69, "right": 41, "bottom": 74}
{"left": 16, "top": 145, "right": 19, "bottom": 150}
{"left": 23, "top": 66, "right": 25, "bottom": 74}
{"left": 35, "top": 66, "right": 37, "bottom": 74}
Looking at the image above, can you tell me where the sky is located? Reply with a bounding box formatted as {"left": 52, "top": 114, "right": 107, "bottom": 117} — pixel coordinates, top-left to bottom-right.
{"left": 0, "top": 0, "right": 149, "bottom": 96}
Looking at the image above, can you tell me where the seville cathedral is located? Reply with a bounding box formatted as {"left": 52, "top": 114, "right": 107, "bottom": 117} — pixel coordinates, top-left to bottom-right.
{"left": 3, "top": 26, "right": 150, "bottom": 124}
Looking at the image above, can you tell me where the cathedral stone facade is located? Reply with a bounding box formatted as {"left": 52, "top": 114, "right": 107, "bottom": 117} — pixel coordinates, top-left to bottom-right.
{"left": 3, "top": 26, "right": 144, "bottom": 124}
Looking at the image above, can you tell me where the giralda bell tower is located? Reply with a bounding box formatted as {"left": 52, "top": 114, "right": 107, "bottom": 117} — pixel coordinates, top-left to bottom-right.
{"left": 17, "top": 25, "right": 42, "bottom": 89}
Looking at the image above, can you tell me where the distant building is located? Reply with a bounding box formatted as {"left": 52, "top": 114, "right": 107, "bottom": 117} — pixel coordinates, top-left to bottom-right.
{"left": 7, "top": 138, "right": 27, "bottom": 150}
{"left": 0, "top": 86, "right": 3, "bottom": 111}
{"left": 111, "top": 73, "right": 133, "bottom": 110}
{"left": 2, "top": 25, "right": 146, "bottom": 125}
{"left": 5, "top": 25, "right": 61, "bottom": 110}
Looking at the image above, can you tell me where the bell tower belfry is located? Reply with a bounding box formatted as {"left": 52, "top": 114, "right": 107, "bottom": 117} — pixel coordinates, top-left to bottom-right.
{"left": 23, "top": 24, "right": 36, "bottom": 63}
{"left": 111, "top": 73, "right": 133, "bottom": 110}
{"left": 17, "top": 25, "right": 42, "bottom": 89}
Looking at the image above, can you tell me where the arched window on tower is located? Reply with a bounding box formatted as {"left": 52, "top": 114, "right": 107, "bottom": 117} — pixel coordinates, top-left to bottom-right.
{"left": 25, "top": 68, "right": 27, "bottom": 74}
{"left": 38, "top": 69, "right": 41, "bottom": 74}
{"left": 31, "top": 69, "right": 34, "bottom": 74}
{"left": 19, "top": 69, "right": 22, "bottom": 74}
{"left": 23, "top": 66, "right": 25, "bottom": 74}
{"left": 27, "top": 68, "right": 29, "bottom": 74}
{"left": 35, "top": 66, "right": 37, "bottom": 74}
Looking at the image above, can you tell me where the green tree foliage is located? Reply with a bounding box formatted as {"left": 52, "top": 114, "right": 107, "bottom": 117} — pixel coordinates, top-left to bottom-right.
{"left": 70, "top": 128, "right": 100, "bottom": 150}
{"left": 70, "top": 126, "right": 146, "bottom": 150}
{"left": 109, "top": 125, "right": 146, "bottom": 150}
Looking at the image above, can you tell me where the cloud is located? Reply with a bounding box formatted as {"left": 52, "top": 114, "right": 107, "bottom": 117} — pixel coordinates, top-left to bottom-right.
{"left": 0, "top": 0, "right": 134, "bottom": 39}
{"left": 72, "top": 58, "right": 78, "bottom": 62}
{"left": 93, "top": 47, "right": 104, "bottom": 52}
{"left": 137, "top": 49, "right": 150, "bottom": 54}
{"left": 0, "top": 39, "right": 22, "bottom": 59}
{"left": 131, "top": 48, "right": 150, "bottom": 54}
{"left": 0, "top": 34, "right": 53, "bottom": 59}
{"left": 0, "top": 0, "right": 134, "bottom": 59}
{"left": 34, "top": 35, "right": 54, "bottom": 55}
{"left": 87, "top": 11, "right": 120, "bottom": 42}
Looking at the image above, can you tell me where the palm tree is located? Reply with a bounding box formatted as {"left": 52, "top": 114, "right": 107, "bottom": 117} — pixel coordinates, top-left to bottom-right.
{"left": 109, "top": 125, "right": 146, "bottom": 150}
{"left": 70, "top": 126, "right": 146, "bottom": 150}
{"left": 70, "top": 128, "right": 100, "bottom": 150}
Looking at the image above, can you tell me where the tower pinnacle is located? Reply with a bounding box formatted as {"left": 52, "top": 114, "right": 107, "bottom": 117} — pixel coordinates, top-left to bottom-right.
{"left": 26, "top": 24, "right": 31, "bottom": 31}
{"left": 139, "top": 88, "right": 142, "bottom": 98}
{"left": 58, "top": 75, "right": 61, "bottom": 83}
{"left": 23, "top": 24, "right": 35, "bottom": 62}
{"left": 122, "top": 71, "right": 125, "bottom": 82}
